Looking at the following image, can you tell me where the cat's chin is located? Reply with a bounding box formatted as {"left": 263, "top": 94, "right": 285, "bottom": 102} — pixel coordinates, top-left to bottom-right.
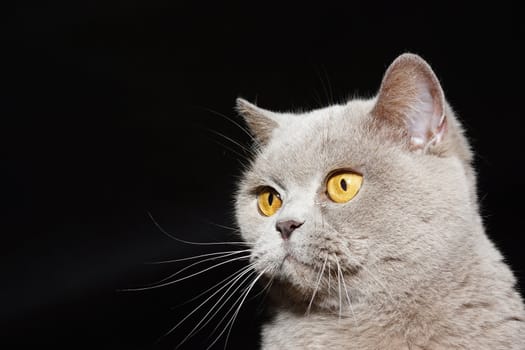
{"left": 257, "top": 255, "right": 325, "bottom": 302}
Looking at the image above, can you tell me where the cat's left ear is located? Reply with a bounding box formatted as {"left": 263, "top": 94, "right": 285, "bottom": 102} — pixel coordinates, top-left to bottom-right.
{"left": 236, "top": 98, "right": 283, "bottom": 145}
{"left": 371, "top": 53, "right": 447, "bottom": 151}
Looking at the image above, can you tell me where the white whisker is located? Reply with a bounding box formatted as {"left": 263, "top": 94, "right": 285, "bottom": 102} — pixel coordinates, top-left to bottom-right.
{"left": 335, "top": 256, "right": 357, "bottom": 326}
{"left": 327, "top": 262, "right": 331, "bottom": 299}
{"left": 148, "top": 212, "right": 250, "bottom": 247}
{"left": 122, "top": 255, "right": 250, "bottom": 292}
{"left": 344, "top": 239, "right": 397, "bottom": 306}
{"left": 161, "top": 264, "right": 255, "bottom": 343}
{"left": 174, "top": 265, "right": 257, "bottom": 348}
{"left": 307, "top": 255, "right": 327, "bottom": 315}
{"left": 223, "top": 268, "right": 269, "bottom": 350}
{"left": 153, "top": 251, "right": 250, "bottom": 284}
{"left": 208, "top": 129, "right": 256, "bottom": 158}
{"left": 336, "top": 255, "right": 342, "bottom": 321}
{"left": 207, "top": 221, "right": 243, "bottom": 233}
{"left": 190, "top": 266, "right": 263, "bottom": 338}
{"left": 360, "top": 264, "right": 396, "bottom": 306}
{"left": 206, "top": 268, "right": 268, "bottom": 350}
{"left": 172, "top": 262, "right": 255, "bottom": 309}
{"left": 211, "top": 138, "right": 251, "bottom": 162}
{"left": 146, "top": 249, "right": 251, "bottom": 265}
{"left": 199, "top": 106, "right": 258, "bottom": 144}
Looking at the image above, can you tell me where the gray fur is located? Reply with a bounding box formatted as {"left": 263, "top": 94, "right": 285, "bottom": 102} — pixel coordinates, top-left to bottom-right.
{"left": 234, "top": 54, "right": 525, "bottom": 349}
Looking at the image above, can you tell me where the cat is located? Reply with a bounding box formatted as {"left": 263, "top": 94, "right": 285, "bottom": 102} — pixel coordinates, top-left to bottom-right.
{"left": 233, "top": 53, "right": 525, "bottom": 349}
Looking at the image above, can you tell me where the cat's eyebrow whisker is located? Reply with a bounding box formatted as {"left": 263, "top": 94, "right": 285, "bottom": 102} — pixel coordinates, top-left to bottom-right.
{"left": 211, "top": 137, "right": 251, "bottom": 162}
{"left": 314, "top": 66, "right": 331, "bottom": 107}
{"left": 306, "top": 255, "right": 328, "bottom": 315}
{"left": 146, "top": 249, "right": 252, "bottom": 265}
{"left": 198, "top": 106, "right": 258, "bottom": 144}
{"left": 208, "top": 128, "right": 256, "bottom": 158}
{"left": 148, "top": 212, "right": 250, "bottom": 247}
{"left": 121, "top": 255, "right": 250, "bottom": 292}
{"left": 173, "top": 265, "right": 257, "bottom": 348}
{"left": 322, "top": 65, "right": 335, "bottom": 105}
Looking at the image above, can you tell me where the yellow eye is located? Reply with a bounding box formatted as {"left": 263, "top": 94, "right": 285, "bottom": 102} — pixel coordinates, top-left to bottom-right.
{"left": 257, "top": 188, "right": 282, "bottom": 217}
{"left": 326, "top": 172, "right": 363, "bottom": 203}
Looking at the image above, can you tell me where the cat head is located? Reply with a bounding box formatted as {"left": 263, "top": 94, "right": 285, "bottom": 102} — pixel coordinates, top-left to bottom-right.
{"left": 234, "top": 54, "right": 477, "bottom": 312}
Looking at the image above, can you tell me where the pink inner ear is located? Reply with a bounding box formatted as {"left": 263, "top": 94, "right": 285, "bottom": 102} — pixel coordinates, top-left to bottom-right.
{"left": 372, "top": 54, "right": 447, "bottom": 151}
{"left": 407, "top": 80, "right": 445, "bottom": 149}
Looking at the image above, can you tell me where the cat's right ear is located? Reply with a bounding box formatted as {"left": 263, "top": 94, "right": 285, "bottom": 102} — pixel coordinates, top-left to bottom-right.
{"left": 236, "top": 98, "right": 281, "bottom": 145}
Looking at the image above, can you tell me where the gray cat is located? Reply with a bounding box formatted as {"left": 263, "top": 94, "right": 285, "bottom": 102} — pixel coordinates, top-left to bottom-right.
{"left": 234, "top": 54, "right": 525, "bottom": 349}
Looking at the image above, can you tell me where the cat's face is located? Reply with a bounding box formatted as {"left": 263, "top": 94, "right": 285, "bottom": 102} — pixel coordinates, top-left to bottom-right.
{"left": 235, "top": 54, "right": 475, "bottom": 312}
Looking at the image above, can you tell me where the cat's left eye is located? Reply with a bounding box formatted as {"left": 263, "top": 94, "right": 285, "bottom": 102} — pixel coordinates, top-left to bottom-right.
{"left": 326, "top": 171, "right": 363, "bottom": 203}
{"left": 257, "top": 187, "right": 282, "bottom": 217}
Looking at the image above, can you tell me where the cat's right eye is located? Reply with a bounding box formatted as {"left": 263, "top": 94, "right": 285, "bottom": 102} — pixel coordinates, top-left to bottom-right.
{"left": 257, "top": 187, "right": 282, "bottom": 217}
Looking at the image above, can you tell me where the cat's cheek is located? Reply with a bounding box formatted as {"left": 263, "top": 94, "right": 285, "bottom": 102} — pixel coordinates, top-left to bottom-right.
{"left": 235, "top": 201, "right": 267, "bottom": 243}
{"left": 251, "top": 243, "right": 287, "bottom": 277}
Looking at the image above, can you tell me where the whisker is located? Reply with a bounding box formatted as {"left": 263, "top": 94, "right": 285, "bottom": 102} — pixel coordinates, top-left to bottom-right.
{"left": 160, "top": 265, "right": 255, "bottom": 345}
{"left": 173, "top": 265, "right": 257, "bottom": 348}
{"left": 315, "top": 66, "right": 331, "bottom": 106}
{"left": 171, "top": 262, "right": 255, "bottom": 309}
{"left": 206, "top": 221, "right": 242, "bottom": 233}
{"left": 327, "top": 262, "right": 331, "bottom": 299}
{"left": 306, "top": 255, "right": 328, "bottom": 315}
{"left": 321, "top": 65, "right": 335, "bottom": 105}
{"left": 222, "top": 268, "right": 269, "bottom": 350}
{"left": 208, "top": 129, "right": 256, "bottom": 158}
{"left": 336, "top": 255, "right": 342, "bottom": 321}
{"left": 184, "top": 266, "right": 258, "bottom": 342}
{"left": 359, "top": 264, "right": 397, "bottom": 306}
{"left": 121, "top": 255, "right": 250, "bottom": 292}
{"left": 258, "top": 273, "right": 275, "bottom": 310}
{"left": 335, "top": 256, "right": 357, "bottom": 326}
{"left": 246, "top": 273, "right": 274, "bottom": 303}
{"left": 206, "top": 268, "right": 268, "bottom": 350}
{"left": 211, "top": 138, "right": 251, "bottom": 162}
{"left": 153, "top": 251, "right": 250, "bottom": 284}
{"left": 148, "top": 212, "right": 249, "bottom": 247}
{"left": 146, "top": 249, "right": 251, "bottom": 265}
{"left": 198, "top": 106, "right": 257, "bottom": 144}
{"left": 208, "top": 274, "right": 265, "bottom": 339}
{"left": 343, "top": 239, "right": 397, "bottom": 306}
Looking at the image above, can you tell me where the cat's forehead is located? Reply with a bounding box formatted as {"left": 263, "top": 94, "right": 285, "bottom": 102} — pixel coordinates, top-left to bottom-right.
{"left": 251, "top": 100, "right": 376, "bottom": 187}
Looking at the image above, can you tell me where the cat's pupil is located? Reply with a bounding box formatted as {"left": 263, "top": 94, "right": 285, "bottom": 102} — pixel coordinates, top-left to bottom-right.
{"left": 340, "top": 179, "right": 347, "bottom": 191}
{"left": 268, "top": 192, "right": 274, "bottom": 206}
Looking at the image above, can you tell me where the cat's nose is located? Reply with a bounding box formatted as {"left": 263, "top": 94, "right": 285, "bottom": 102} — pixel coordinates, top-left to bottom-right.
{"left": 276, "top": 220, "right": 304, "bottom": 240}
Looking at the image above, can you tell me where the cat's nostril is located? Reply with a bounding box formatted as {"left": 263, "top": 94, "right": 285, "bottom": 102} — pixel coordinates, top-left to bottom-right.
{"left": 276, "top": 220, "right": 303, "bottom": 240}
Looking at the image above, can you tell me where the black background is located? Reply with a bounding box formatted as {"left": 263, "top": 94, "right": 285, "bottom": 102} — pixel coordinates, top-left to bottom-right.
{"left": 4, "top": 1, "right": 524, "bottom": 349}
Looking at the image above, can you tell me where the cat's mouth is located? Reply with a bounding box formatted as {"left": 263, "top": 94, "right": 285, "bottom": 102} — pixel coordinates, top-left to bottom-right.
{"left": 282, "top": 252, "right": 314, "bottom": 270}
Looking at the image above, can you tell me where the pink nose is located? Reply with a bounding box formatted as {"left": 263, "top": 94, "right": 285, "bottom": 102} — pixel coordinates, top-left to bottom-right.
{"left": 275, "top": 220, "right": 303, "bottom": 240}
